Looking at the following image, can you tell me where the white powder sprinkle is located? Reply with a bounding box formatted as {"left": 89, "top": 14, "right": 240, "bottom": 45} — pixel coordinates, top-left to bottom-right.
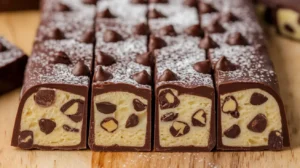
{"left": 97, "top": 0, "right": 147, "bottom": 22}
{"left": 0, "top": 37, "right": 26, "bottom": 67}
{"left": 23, "top": 39, "right": 93, "bottom": 92}
{"left": 149, "top": 4, "right": 199, "bottom": 34}
{"left": 155, "top": 36, "right": 214, "bottom": 88}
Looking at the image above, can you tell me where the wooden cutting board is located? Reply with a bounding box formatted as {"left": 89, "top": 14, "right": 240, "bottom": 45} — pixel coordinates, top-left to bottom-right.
{"left": 0, "top": 11, "right": 299, "bottom": 168}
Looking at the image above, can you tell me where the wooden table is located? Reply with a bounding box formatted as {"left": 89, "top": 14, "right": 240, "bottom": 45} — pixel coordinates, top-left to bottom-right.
{"left": 0, "top": 11, "right": 299, "bottom": 168}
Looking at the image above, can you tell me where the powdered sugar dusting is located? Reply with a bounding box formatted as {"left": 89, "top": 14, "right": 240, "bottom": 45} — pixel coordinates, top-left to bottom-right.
{"left": 156, "top": 36, "right": 213, "bottom": 88}
{"left": 201, "top": 0, "right": 257, "bottom": 22}
{"left": 41, "top": 0, "right": 96, "bottom": 15}
{"left": 94, "top": 61, "right": 151, "bottom": 89}
{"left": 94, "top": 0, "right": 150, "bottom": 90}
{"left": 96, "top": 19, "right": 144, "bottom": 39}
{"left": 97, "top": 0, "right": 147, "bottom": 22}
{"left": 23, "top": 40, "right": 93, "bottom": 92}
{"left": 201, "top": 0, "right": 280, "bottom": 92}
{"left": 0, "top": 37, "right": 26, "bottom": 67}
{"left": 149, "top": 4, "right": 199, "bottom": 34}
{"left": 222, "top": 21, "right": 263, "bottom": 34}
{"left": 220, "top": 0, "right": 258, "bottom": 21}
{"left": 210, "top": 46, "right": 277, "bottom": 87}
{"left": 211, "top": 32, "right": 264, "bottom": 47}
{"left": 96, "top": 0, "right": 147, "bottom": 37}
{"left": 36, "top": 13, "right": 94, "bottom": 42}
{"left": 217, "top": 69, "right": 277, "bottom": 87}
{"left": 210, "top": 46, "right": 272, "bottom": 69}
{"left": 201, "top": 13, "right": 262, "bottom": 34}
{"left": 161, "top": 35, "right": 200, "bottom": 47}
{"left": 96, "top": 34, "right": 147, "bottom": 62}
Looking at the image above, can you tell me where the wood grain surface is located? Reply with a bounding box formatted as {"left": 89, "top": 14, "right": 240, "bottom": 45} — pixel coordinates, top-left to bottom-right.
{"left": 0, "top": 11, "right": 300, "bottom": 168}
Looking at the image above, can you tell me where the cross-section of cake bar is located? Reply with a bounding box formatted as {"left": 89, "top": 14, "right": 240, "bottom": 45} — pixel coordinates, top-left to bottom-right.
{"left": 153, "top": 36, "right": 215, "bottom": 152}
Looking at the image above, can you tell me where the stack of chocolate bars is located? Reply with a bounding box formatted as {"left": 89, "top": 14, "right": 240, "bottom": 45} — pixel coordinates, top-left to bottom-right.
{"left": 11, "top": 0, "right": 290, "bottom": 151}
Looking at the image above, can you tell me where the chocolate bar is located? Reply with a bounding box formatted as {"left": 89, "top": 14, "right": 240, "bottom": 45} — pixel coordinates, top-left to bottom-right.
{"left": 150, "top": 1, "right": 216, "bottom": 152}
{"left": 200, "top": 0, "right": 290, "bottom": 150}
{"left": 88, "top": 0, "right": 152, "bottom": 151}
{"left": 254, "top": 0, "right": 300, "bottom": 41}
{"left": 0, "top": 37, "right": 28, "bottom": 95}
{"left": 11, "top": 39, "right": 93, "bottom": 150}
{"left": 0, "top": 0, "right": 39, "bottom": 11}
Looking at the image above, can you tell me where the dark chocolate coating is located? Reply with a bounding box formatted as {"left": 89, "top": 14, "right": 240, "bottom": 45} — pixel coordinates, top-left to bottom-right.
{"left": 0, "top": 0, "right": 39, "bottom": 11}
{"left": 0, "top": 37, "right": 28, "bottom": 95}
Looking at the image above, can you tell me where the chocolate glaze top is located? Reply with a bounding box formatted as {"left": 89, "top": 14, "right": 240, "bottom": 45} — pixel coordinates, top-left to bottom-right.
{"left": 23, "top": 40, "right": 93, "bottom": 95}
{"left": 209, "top": 46, "right": 279, "bottom": 92}
{"left": 155, "top": 36, "right": 213, "bottom": 88}
{"left": 149, "top": 4, "right": 199, "bottom": 35}
{"left": 0, "top": 37, "right": 26, "bottom": 67}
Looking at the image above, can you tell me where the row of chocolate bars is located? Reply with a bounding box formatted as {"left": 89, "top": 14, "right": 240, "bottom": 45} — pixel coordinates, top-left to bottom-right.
{"left": 9, "top": 0, "right": 290, "bottom": 151}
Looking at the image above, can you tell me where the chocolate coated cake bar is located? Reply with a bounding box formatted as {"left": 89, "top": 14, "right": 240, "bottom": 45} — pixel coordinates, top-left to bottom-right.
{"left": 11, "top": 0, "right": 96, "bottom": 150}
{"left": 11, "top": 40, "right": 93, "bottom": 150}
{"left": 88, "top": 0, "right": 152, "bottom": 151}
{"left": 149, "top": 0, "right": 216, "bottom": 152}
{"left": 200, "top": 0, "right": 290, "bottom": 150}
